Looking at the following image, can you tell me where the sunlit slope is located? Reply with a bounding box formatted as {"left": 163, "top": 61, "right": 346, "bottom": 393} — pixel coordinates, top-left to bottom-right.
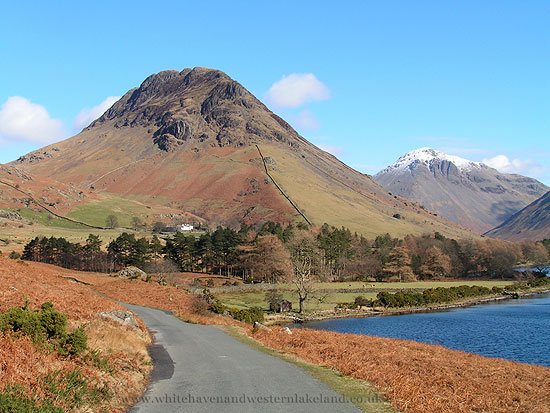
{"left": 262, "top": 144, "right": 475, "bottom": 238}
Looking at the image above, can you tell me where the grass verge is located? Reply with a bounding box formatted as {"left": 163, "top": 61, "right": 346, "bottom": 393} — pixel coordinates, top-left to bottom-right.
{"left": 221, "top": 325, "right": 394, "bottom": 413}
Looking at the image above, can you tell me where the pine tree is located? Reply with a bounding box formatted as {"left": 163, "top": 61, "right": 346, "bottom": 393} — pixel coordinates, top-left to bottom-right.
{"left": 420, "top": 246, "right": 452, "bottom": 279}
{"left": 382, "top": 245, "right": 415, "bottom": 281}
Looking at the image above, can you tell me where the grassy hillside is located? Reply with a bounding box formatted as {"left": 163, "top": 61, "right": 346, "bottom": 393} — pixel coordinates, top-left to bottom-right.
{"left": 263, "top": 144, "right": 477, "bottom": 239}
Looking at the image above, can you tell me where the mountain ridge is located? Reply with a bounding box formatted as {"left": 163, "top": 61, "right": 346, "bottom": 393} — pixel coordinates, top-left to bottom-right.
{"left": 374, "top": 148, "right": 549, "bottom": 233}
{"left": 485, "top": 191, "right": 550, "bottom": 241}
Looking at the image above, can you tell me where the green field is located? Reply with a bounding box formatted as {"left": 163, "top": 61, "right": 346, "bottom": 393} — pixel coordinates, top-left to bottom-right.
{"left": 218, "top": 290, "right": 379, "bottom": 312}
{"left": 217, "top": 279, "right": 515, "bottom": 313}
{"left": 66, "top": 196, "right": 152, "bottom": 228}
{"left": 8, "top": 208, "right": 88, "bottom": 230}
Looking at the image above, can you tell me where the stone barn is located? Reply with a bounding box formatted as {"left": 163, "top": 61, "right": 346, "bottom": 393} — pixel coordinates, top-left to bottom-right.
{"left": 270, "top": 299, "right": 292, "bottom": 313}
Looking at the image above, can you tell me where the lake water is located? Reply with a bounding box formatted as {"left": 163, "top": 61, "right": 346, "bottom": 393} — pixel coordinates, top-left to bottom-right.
{"left": 299, "top": 293, "right": 550, "bottom": 366}
{"left": 515, "top": 266, "right": 550, "bottom": 274}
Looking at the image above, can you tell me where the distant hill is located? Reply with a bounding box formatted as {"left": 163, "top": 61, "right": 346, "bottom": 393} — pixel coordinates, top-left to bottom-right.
{"left": 373, "top": 148, "right": 548, "bottom": 233}
{"left": 485, "top": 191, "right": 550, "bottom": 241}
{"left": 11, "top": 68, "right": 473, "bottom": 238}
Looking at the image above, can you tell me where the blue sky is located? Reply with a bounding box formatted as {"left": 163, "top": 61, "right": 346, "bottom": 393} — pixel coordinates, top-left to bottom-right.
{"left": 1, "top": 1, "right": 549, "bottom": 183}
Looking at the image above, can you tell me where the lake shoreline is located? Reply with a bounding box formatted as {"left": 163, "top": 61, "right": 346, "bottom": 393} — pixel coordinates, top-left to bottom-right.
{"left": 266, "top": 287, "right": 550, "bottom": 325}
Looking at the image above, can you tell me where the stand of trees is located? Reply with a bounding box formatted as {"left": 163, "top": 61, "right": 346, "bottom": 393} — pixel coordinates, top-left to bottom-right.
{"left": 20, "top": 222, "right": 550, "bottom": 283}
{"left": 22, "top": 235, "right": 118, "bottom": 272}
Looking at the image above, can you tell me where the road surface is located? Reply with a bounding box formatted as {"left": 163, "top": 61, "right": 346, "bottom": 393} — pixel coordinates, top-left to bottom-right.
{"left": 125, "top": 303, "right": 360, "bottom": 413}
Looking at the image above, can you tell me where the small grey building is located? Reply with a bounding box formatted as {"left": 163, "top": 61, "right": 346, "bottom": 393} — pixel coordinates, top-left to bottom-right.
{"left": 270, "top": 299, "right": 292, "bottom": 313}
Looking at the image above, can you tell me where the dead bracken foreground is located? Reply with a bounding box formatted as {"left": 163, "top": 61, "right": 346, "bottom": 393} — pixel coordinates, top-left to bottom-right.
{"left": 0, "top": 257, "right": 151, "bottom": 411}
{"left": 5, "top": 260, "right": 550, "bottom": 412}
{"left": 253, "top": 328, "right": 550, "bottom": 413}
{"left": 74, "top": 269, "right": 550, "bottom": 413}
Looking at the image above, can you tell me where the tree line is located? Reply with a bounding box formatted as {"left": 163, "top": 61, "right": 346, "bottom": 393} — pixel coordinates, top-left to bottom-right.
{"left": 22, "top": 235, "right": 116, "bottom": 272}
{"left": 19, "top": 222, "right": 550, "bottom": 282}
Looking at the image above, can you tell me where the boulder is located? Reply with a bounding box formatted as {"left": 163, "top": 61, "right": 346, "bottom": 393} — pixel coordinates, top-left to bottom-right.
{"left": 97, "top": 311, "right": 139, "bottom": 330}
{"left": 118, "top": 266, "right": 147, "bottom": 281}
{"left": 253, "top": 321, "right": 270, "bottom": 332}
{"left": 283, "top": 327, "right": 292, "bottom": 335}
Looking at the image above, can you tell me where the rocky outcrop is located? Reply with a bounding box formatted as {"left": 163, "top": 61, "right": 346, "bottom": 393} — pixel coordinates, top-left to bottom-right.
{"left": 153, "top": 119, "right": 194, "bottom": 151}
{"left": 253, "top": 322, "right": 271, "bottom": 332}
{"left": 118, "top": 266, "right": 148, "bottom": 281}
{"left": 97, "top": 310, "right": 139, "bottom": 330}
{"left": 0, "top": 210, "right": 23, "bottom": 221}
{"left": 90, "top": 67, "right": 306, "bottom": 152}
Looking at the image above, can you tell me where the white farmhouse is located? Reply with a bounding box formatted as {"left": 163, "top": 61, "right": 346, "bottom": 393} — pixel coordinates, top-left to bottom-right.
{"left": 179, "top": 223, "right": 194, "bottom": 232}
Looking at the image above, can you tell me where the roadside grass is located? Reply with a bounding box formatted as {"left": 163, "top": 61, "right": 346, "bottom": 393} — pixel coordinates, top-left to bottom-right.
{"left": 0, "top": 257, "right": 152, "bottom": 411}
{"left": 221, "top": 325, "right": 394, "bottom": 413}
{"left": 252, "top": 326, "right": 550, "bottom": 413}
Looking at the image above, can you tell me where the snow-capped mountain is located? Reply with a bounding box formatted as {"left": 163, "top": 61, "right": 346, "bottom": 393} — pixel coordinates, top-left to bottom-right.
{"left": 374, "top": 148, "right": 548, "bottom": 233}
{"left": 379, "top": 147, "right": 482, "bottom": 174}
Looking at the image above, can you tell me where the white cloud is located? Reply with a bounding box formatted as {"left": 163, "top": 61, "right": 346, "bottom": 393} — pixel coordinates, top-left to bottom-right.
{"left": 482, "top": 154, "right": 541, "bottom": 175}
{"left": 73, "top": 96, "right": 120, "bottom": 132}
{"left": 0, "top": 96, "right": 66, "bottom": 144}
{"left": 291, "top": 109, "right": 321, "bottom": 131}
{"left": 317, "top": 143, "right": 346, "bottom": 157}
{"left": 266, "top": 73, "right": 330, "bottom": 108}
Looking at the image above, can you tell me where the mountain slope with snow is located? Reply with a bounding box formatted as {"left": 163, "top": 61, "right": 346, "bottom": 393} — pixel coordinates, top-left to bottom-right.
{"left": 374, "top": 148, "right": 548, "bottom": 232}
{"left": 379, "top": 148, "right": 482, "bottom": 174}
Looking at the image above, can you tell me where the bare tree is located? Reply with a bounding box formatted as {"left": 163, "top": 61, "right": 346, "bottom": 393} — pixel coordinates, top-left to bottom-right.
{"left": 420, "top": 246, "right": 452, "bottom": 280}
{"left": 106, "top": 214, "right": 119, "bottom": 229}
{"left": 521, "top": 242, "right": 549, "bottom": 273}
{"left": 132, "top": 216, "right": 143, "bottom": 230}
{"left": 289, "top": 231, "right": 319, "bottom": 313}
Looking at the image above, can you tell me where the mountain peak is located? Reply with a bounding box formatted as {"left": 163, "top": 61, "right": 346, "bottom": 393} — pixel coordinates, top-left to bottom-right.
{"left": 373, "top": 147, "right": 549, "bottom": 232}
{"left": 379, "top": 147, "right": 482, "bottom": 175}
{"left": 87, "top": 67, "right": 302, "bottom": 151}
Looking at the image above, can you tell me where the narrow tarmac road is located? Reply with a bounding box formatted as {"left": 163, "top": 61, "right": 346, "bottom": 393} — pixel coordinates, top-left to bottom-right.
{"left": 125, "top": 303, "right": 360, "bottom": 413}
